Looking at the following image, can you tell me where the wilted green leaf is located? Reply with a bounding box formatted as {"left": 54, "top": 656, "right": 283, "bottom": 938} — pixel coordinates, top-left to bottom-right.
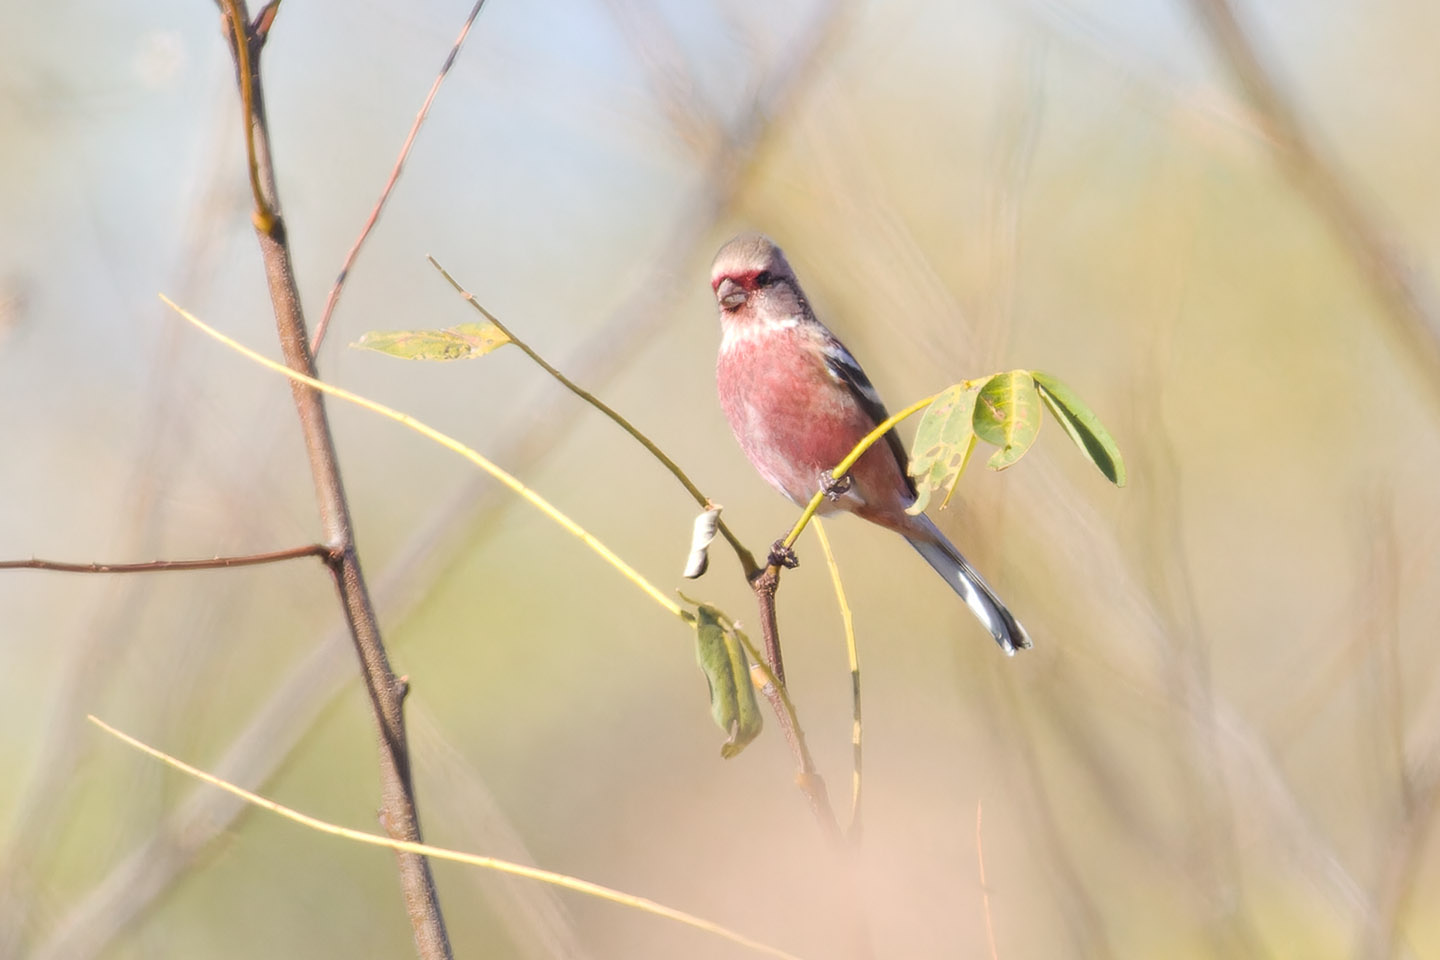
{"left": 907, "top": 382, "right": 981, "bottom": 514}
{"left": 973, "top": 370, "right": 1041, "bottom": 471}
{"left": 351, "top": 322, "right": 510, "bottom": 361}
{"left": 1031, "top": 371, "right": 1127, "bottom": 486}
{"left": 693, "top": 604, "right": 763, "bottom": 758}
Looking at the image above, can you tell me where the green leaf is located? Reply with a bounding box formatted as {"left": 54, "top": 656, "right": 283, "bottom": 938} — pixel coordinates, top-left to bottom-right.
{"left": 351, "top": 322, "right": 510, "bottom": 361}
{"left": 1031, "top": 371, "right": 1127, "bottom": 486}
{"left": 972, "top": 370, "right": 1042, "bottom": 471}
{"left": 907, "top": 382, "right": 981, "bottom": 514}
{"left": 693, "top": 605, "right": 763, "bottom": 758}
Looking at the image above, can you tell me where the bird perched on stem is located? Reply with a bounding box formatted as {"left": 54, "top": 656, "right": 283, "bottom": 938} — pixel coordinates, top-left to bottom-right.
{"left": 710, "top": 232, "right": 1031, "bottom": 654}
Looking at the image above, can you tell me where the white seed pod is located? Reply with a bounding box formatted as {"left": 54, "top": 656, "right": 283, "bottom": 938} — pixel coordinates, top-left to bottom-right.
{"left": 682, "top": 506, "right": 723, "bottom": 579}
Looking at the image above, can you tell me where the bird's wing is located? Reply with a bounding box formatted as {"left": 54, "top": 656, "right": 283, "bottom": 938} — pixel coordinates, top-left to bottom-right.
{"left": 821, "top": 338, "right": 917, "bottom": 497}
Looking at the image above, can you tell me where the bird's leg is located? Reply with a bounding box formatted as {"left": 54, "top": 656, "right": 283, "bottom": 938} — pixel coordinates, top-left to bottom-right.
{"left": 820, "top": 471, "right": 852, "bottom": 501}
{"left": 767, "top": 540, "right": 800, "bottom": 569}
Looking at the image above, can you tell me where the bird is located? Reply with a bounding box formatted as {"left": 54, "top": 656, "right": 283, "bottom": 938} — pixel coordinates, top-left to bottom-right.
{"left": 709, "top": 232, "right": 1031, "bottom": 654}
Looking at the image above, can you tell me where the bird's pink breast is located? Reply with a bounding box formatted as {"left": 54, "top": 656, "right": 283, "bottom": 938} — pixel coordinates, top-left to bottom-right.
{"left": 717, "top": 327, "right": 897, "bottom": 509}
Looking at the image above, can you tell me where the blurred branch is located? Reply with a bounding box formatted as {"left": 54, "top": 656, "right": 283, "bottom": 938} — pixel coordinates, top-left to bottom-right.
{"left": 87, "top": 716, "right": 810, "bottom": 960}
{"left": 1187, "top": 0, "right": 1440, "bottom": 408}
{"left": 0, "top": 78, "right": 262, "bottom": 956}
{"left": 1130, "top": 209, "right": 1267, "bottom": 957}
{"left": 215, "top": 3, "right": 451, "bottom": 955}
{"left": 988, "top": 671, "right": 1116, "bottom": 959}
{"left": 311, "top": 0, "right": 491, "bottom": 354}
{"left": 1022, "top": 0, "right": 1267, "bottom": 142}
{"left": 601, "top": 0, "right": 717, "bottom": 156}
{"left": 1353, "top": 495, "right": 1424, "bottom": 960}
{"left": 977, "top": 32, "right": 1046, "bottom": 360}
{"left": 428, "top": 257, "right": 760, "bottom": 578}
{"left": 0, "top": 544, "right": 330, "bottom": 574}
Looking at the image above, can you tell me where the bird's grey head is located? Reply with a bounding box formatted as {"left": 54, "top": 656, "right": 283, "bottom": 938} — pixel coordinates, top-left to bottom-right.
{"left": 709, "top": 232, "right": 801, "bottom": 317}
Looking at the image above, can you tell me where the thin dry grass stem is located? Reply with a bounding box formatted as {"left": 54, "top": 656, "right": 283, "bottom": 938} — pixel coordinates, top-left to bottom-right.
{"left": 977, "top": 31, "right": 1046, "bottom": 362}
{"left": 0, "top": 544, "right": 330, "bottom": 574}
{"left": 310, "top": 0, "right": 491, "bottom": 354}
{"left": 1131, "top": 157, "right": 1265, "bottom": 957}
{"left": 977, "top": 801, "right": 1000, "bottom": 960}
{"left": 600, "top": 0, "right": 717, "bottom": 155}
{"left": 812, "top": 518, "right": 863, "bottom": 840}
{"left": 87, "top": 716, "right": 810, "bottom": 960}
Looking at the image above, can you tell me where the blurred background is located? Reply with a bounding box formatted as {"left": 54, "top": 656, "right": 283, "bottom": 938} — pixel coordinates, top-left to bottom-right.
{"left": 2, "top": 0, "right": 1438, "bottom": 957}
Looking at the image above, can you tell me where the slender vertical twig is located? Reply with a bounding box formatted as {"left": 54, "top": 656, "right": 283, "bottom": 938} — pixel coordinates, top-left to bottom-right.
{"left": 215, "top": 3, "right": 451, "bottom": 955}
{"left": 310, "top": 0, "right": 491, "bottom": 354}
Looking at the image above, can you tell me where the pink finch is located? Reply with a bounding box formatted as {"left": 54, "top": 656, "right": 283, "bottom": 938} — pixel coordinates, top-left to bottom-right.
{"left": 710, "top": 233, "right": 1031, "bottom": 655}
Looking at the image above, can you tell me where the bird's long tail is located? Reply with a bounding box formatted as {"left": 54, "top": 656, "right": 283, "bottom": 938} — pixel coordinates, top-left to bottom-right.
{"left": 904, "top": 514, "right": 1032, "bottom": 655}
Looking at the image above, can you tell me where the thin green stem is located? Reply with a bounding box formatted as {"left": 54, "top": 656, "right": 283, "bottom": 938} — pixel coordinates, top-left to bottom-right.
{"left": 429, "top": 257, "right": 760, "bottom": 578}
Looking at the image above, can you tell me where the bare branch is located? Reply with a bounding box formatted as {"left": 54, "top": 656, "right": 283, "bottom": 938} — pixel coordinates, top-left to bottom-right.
{"left": 215, "top": 2, "right": 451, "bottom": 954}
{"left": 0, "top": 544, "right": 330, "bottom": 574}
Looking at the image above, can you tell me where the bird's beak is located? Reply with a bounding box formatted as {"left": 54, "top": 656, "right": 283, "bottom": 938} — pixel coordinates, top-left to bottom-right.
{"left": 716, "top": 277, "right": 747, "bottom": 310}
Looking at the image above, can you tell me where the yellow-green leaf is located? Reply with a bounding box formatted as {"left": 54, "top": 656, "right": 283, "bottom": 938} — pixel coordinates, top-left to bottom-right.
{"left": 972, "top": 370, "right": 1041, "bottom": 471}
{"left": 1031, "top": 371, "right": 1126, "bottom": 486}
{"left": 351, "top": 322, "right": 510, "bottom": 361}
{"left": 907, "top": 382, "right": 980, "bottom": 514}
{"left": 693, "top": 604, "right": 763, "bottom": 758}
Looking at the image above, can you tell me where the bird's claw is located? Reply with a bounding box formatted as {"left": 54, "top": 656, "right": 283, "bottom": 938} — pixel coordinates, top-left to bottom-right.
{"left": 768, "top": 540, "right": 799, "bottom": 569}
{"left": 821, "top": 472, "right": 853, "bottom": 501}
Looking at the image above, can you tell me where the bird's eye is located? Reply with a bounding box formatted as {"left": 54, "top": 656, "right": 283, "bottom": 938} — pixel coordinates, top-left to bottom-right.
{"left": 754, "top": 271, "right": 774, "bottom": 287}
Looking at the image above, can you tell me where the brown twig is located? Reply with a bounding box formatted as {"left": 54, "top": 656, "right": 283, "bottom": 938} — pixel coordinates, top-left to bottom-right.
{"left": 216, "top": 3, "right": 451, "bottom": 956}
{"left": 309, "top": 0, "right": 491, "bottom": 354}
{"left": 749, "top": 566, "right": 788, "bottom": 686}
{"left": 0, "top": 544, "right": 330, "bottom": 574}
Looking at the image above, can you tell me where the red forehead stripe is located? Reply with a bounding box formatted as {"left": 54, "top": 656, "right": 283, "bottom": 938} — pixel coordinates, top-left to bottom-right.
{"left": 710, "top": 269, "right": 763, "bottom": 292}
